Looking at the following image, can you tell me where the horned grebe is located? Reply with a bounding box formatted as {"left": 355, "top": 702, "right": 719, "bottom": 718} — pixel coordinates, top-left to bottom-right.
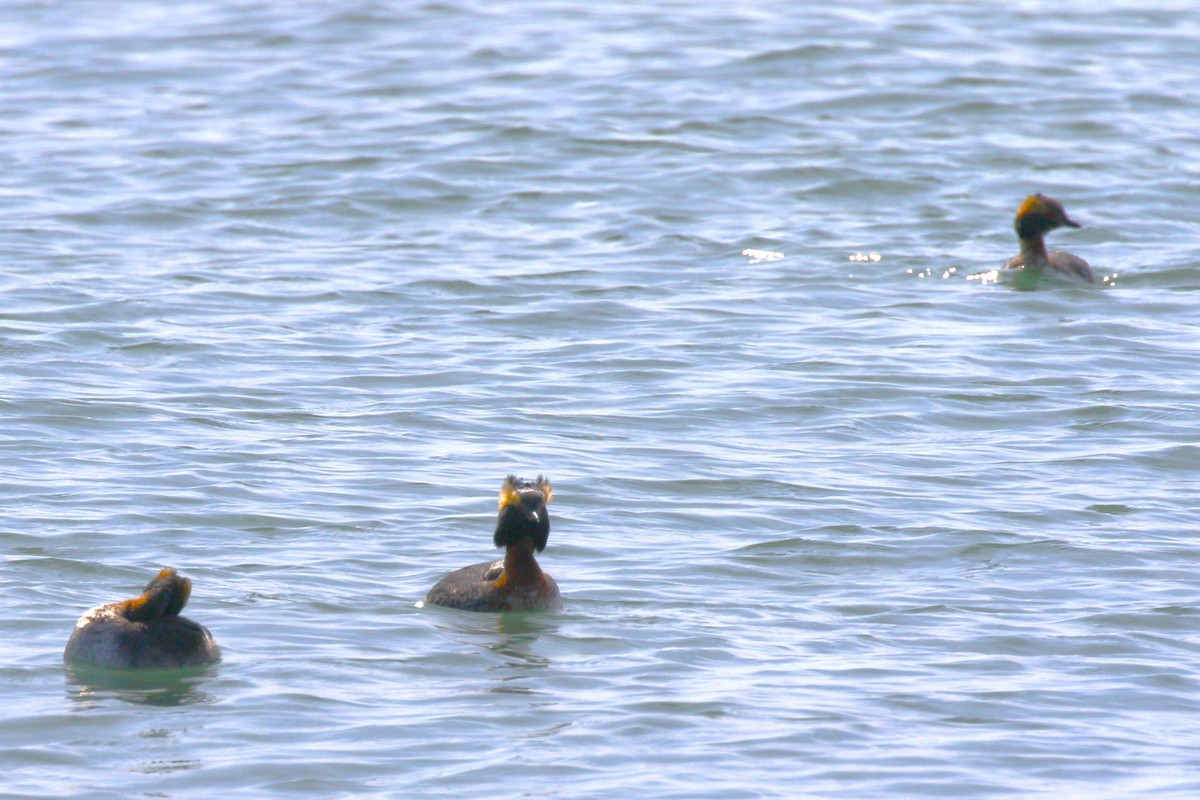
{"left": 424, "top": 475, "right": 561, "bottom": 612}
{"left": 64, "top": 568, "right": 220, "bottom": 669}
{"left": 1004, "top": 193, "right": 1094, "bottom": 284}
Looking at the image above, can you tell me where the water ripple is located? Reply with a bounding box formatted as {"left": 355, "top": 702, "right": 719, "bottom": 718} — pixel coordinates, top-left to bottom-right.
{"left": 3, "top": 1, "right": 1200, "bottom": 798}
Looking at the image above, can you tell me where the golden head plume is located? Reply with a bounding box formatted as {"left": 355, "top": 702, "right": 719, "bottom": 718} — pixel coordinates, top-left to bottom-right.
{"left": 1016, "top": 194, "right": 1045, "bottom": 219}
{"left": 499, "top": 474, "right": 552, "bottom": 508}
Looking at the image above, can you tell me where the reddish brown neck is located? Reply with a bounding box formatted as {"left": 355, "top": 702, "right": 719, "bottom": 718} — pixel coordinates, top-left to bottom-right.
{"left": 502, "top": 537, "right": 544, "bottom": 586}
{"left": 1018, "top": 233, "right": 1049, "bottom": 268}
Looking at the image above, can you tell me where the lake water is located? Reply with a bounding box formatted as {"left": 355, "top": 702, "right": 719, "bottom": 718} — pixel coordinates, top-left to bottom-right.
{"left": 2, "top": 1, "right": 1200, "bottom": 797}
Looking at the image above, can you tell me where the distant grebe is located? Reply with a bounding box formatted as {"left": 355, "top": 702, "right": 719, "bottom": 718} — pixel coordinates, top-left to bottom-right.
{"left": 1004, "top": 193, "right": 1094, "bottom": 283}
{"left": 424, "top": 475, "right": 561, "bottom": 612}
{"left": 64, "top": 568, "right": 220, "bottom": 669}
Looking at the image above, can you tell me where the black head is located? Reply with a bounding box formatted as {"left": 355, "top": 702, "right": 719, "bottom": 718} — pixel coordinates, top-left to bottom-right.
{"left": 123, "top": 568, "right": 192, "bottom": 622}
{"left": 493, "top": 475, "right": 552, "bottom": 552}
{"left": 1014, "top": 193, "right": 1081, "bottom": 239}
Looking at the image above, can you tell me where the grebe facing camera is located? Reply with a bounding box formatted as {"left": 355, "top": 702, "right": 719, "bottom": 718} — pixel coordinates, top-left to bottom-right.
{"left": 1004, "top": 193, "right": 1094, "bottom": 284}
{"left": 424, "top": 475, "right": 561, "bottom": 612}
{"left": 64, "top": 568, "right": 220, "bottom": 669}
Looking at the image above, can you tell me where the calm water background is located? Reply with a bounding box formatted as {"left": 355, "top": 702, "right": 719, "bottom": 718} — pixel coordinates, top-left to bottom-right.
{"left": 2, "top": 1, "right": 1199, "bottom": 797}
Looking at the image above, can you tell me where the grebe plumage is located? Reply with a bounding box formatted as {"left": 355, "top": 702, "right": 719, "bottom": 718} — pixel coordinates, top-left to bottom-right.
{"left": 424, "top": 475, "right": 561, "bottom": 612}
{"left": 1004, "top": 193, "right": 1094, "bottom": 284}
{"left": 64, "top": 568, "right": 220, "bottom": 669}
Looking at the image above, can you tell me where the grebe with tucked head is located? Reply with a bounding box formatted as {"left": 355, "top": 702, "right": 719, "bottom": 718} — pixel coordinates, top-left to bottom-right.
{"left": 64, "top": 568, "right": 220, "bottom": 669}
{"left": 1004, "top": 193, "right": 1094, "bottom": 284}
{"left": 424, "top": 475, "right": 561, "bottom": 612}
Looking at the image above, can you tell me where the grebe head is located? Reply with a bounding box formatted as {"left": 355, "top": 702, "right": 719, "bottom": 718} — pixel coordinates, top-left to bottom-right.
{"left": 122, "top": 568, "right": 192, "bottom": 623}
{"left": 1015, "top": 193, "right": 1081, "bottom": 239}
{"left": 494, "top": 475, "right": 552, "bottom": 552}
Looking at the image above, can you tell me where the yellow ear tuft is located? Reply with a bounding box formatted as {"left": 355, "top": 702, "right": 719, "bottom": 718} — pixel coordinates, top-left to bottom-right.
{"left": 499, "top": 475, "right": 522, "bottom": 509}
{"left": 498, "top": 474, "right": 553, "bottom": 506}
{"left": 1016, "top": 194, "right": 1043, "bottom": 218}
{"left": 123, "top": 592, "right": 151, "bottom": 613}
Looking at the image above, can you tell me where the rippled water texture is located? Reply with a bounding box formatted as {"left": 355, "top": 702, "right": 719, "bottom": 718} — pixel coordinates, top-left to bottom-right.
{"left": 3, "top": 1, "right": 1200, "bottom": 798}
